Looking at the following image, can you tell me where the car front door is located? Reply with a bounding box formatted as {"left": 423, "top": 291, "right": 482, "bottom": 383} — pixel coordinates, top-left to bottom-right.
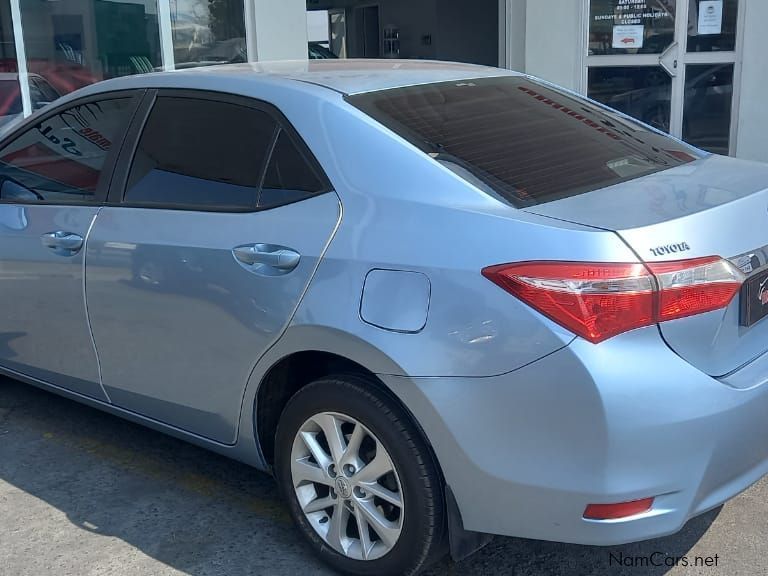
{"left": 85, "top": 91, "right": 340, "bottom": 444}
{"left": 0, "top": 93, "right": 138, "bottom": 399}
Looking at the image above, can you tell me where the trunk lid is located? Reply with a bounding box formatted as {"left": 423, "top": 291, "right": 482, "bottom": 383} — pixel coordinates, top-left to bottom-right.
{"left": 524, "top": 154, "right": 768, "bottom": 377}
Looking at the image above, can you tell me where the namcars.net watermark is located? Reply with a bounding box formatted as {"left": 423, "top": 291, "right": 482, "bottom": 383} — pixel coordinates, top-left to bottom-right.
{"left": 609, "top": 552, "right": 720, "bottom": 568}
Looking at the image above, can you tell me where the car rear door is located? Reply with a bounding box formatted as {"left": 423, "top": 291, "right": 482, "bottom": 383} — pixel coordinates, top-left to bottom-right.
{"left": 85, "top": 90, "right": 340, "bottom": 444}
{"left": 0, "top": 93, "right": 139, "bottom": 399}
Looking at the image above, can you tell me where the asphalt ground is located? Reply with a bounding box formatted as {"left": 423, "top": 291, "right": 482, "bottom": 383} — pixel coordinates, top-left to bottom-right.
{"left": 1, "top": 375, "right": 765, "bottom": 576}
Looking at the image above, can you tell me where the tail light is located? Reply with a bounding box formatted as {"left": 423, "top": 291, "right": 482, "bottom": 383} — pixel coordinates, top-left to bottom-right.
{"left": 482, "top": 256, "right": 744, "bottom": 344}
{"left": 584, "top": 497, "right": 654, "bottom": 520}
{"left": 645, "top": 257, "right": 744, "bottom": 322}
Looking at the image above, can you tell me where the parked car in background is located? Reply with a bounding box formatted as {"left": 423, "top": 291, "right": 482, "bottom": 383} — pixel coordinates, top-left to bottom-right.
{"left": 174, "top": 37, "right": 248, "bottom": 69}
{"left": 0, "top": 58, "right": 99, "bottom": 97}
{"left": 0, "top": 74, "right": 23, "bottom": 122}
{"left": 308, "top": 42, "right": 338, "bottom": 59}
{"left": 1, "top": 61, "right": 768, "bottom": 576}
{"left": 0, "top": 73, "right": 60, "bottom": 129}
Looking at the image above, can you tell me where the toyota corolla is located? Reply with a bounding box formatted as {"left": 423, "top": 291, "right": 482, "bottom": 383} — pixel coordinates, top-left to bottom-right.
{"left": 1, "top": 60, "right": 767, "bottom": 576}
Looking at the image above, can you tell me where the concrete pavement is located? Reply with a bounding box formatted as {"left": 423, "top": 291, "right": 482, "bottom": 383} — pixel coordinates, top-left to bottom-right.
{"left": 1, "top": 376, "right": 765, "bottom": 576}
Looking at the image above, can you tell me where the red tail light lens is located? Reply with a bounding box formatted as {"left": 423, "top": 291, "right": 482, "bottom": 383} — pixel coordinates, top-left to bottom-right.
{"left": 483, "top": 257, "right": 744, "bottom": 344}
{"left": 482, "top": 262, "right": 654, "bottom": 343}
{"left": 584, "top": 497, "right": 654, "bottom": 520}
{"left": 646, "top": 256, "right": 744, "bottom": 322}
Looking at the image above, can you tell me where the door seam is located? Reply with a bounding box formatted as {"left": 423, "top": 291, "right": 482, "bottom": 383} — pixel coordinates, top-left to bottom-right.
{"left": 236, "top": 194, "right": 344, "bottom": 447}
{"left": 82, "top": 208, "right": 111, "bottom": 403}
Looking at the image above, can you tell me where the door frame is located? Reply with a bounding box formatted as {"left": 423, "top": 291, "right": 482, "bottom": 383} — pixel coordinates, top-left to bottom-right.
{"left": 581, "top": 0, "right": 746, "bottom": 155}
{"left": 8, "top": 0, "right": 30, "bottom": 117}
{"left": 349, "top": 2, "right": 381, "bottom": 59}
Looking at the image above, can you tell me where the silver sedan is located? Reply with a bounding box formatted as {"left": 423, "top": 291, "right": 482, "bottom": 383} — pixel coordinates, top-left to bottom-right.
{"left": 1, "top": 60, "right": 767, "bottom": 575}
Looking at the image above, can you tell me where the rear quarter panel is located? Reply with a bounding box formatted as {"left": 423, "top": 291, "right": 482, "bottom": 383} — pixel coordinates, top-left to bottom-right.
{"left": 284, "top": 100, "right": 646, "bottom": 378}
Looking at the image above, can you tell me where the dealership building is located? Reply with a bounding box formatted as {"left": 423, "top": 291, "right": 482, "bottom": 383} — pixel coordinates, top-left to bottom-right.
{"left": 1, "top": 0, "right": 765, "bottom": 161}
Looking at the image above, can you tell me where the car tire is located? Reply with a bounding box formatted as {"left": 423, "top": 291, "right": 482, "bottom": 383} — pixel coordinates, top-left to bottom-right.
{"left": 275, "top": 374, "right": 446, "bottom": 576}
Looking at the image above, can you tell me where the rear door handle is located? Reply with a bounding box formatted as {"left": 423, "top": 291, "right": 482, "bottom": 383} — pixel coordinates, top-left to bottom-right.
{"left": 233, "top": 244, "right": 301, "bottom": 273}
{"left": 41, "top": 231, "right": 84, "bottom": 255}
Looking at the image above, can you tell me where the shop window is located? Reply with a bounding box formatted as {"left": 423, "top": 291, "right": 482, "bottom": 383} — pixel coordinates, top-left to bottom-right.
{"left": 688, "top": 0, "right": 739, "bottom": 53}
{"left": 171, "top": 0, "right": 246, "bottom": 68}
{"left": 588, "top": 67, "right": 673, "bottom": 133}
{"left": 18, "top": 0, "right": 162, "bottom": 97}
{"left": 589, "top": 0, "right": 676, "bottom": 56}
{"left": 683, "top": 64, "right": 734, "bottom": 154}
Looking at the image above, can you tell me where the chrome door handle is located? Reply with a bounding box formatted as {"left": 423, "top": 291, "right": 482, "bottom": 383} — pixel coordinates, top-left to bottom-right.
{"left": 41, "top": 231, "right": 84, "bottom": 255}
{"left": 233, "top": 244, "right": 301, "bottom": 273}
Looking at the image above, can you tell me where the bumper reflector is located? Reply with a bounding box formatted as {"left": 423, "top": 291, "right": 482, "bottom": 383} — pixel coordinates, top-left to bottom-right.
{"left": 583, "top": 497, "right": 654, "bottom": 520}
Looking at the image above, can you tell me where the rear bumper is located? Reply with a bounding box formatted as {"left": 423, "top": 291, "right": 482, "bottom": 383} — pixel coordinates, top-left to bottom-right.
{"left": 380, "top": 327, "right": 768, "bottom": 545}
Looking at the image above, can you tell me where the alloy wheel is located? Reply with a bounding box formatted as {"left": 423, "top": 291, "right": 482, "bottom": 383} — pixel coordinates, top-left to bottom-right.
{"left": 290, "top": 411, "right": 404, "bottom": 561}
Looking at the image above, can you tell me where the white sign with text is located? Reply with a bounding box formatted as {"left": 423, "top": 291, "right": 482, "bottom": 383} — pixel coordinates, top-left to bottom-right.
{"left": 698, "top": 0, "right": 724, "bottom": 35}
{"left": 612, "top": 24, "right": 645, "bottom": 49}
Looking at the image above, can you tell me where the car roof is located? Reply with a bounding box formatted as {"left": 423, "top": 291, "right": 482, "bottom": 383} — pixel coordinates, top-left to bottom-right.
{"left": 257, "top": 59, "right": 518, "bottom": 94}
{"left": 73, "top": 59, "right": 520, "bottom": 98}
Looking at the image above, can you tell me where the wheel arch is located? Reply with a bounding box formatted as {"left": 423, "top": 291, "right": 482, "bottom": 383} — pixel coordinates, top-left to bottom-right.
{"left": 242, "top": 327, "right": 489, "bottom": 561}
{"left": 246, "top": 326, "right": 409, "bottom": 467}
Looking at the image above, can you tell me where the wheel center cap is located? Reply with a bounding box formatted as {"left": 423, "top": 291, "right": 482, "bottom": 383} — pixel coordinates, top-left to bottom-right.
{"left": 335, "top": 476, "right": 352, "bottom": 499}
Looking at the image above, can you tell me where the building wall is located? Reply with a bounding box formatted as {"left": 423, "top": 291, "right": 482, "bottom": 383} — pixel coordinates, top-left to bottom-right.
{"left": 505, "top": 0, "right": 526, "bottom": 72}
{"left": 523, "top": 0, "right": 583, "bottom": 91}
{"left": 308, "top": 0, "right": 439, "bottom": 59}
{"left": 306, "top": 10, "right": 329, "bottom": 43}
{"left": 436, "top": 0, "right": 498, "bottom": 67}
{"left": 735, "top": 0, "right": 768, "bottom": 162}
{"left": 307, "top": 0, "right": 500, "bottom": 63}
{"left": 380, "top": 0, "right": 438, "bottom": 59}
{"left": 251, "top": 0, "right": 308, "bottom": 60}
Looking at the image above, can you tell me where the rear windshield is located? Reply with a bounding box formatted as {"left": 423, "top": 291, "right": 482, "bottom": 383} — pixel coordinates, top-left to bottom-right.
{"left": 347, "top": 76, "right": 701, "bottom": 207}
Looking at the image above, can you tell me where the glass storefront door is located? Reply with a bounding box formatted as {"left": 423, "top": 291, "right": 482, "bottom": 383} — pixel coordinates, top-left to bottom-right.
{"left": 587, "top": 0, "right": 740, "bottom": 155}
{"left": 0, "top": 0, "right": 22, "bottom": 126}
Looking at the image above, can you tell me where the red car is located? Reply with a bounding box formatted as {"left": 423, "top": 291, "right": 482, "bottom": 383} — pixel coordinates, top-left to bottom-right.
{"left": 0, "top": 73, "right": 63, "bottom": 129}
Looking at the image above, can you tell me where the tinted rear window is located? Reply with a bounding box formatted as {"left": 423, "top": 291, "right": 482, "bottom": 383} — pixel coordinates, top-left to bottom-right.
{"left": 348, "top": 76, "right": 702, "bottom": 207}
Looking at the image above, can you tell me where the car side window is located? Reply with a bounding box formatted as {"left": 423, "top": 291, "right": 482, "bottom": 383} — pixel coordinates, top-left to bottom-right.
{"left": 124, "top": 96, "right": 277, "bottom": 209}
{"left": 0, "top": 98, "right": 133, "bottom": 203}
{"left": 259, "top": 129, "right": 327, "bottom": 208}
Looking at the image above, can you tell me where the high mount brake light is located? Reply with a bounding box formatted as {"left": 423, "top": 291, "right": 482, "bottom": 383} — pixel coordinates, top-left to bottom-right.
{"left": 482, "top": 257, "right": 744, "bottom": 344}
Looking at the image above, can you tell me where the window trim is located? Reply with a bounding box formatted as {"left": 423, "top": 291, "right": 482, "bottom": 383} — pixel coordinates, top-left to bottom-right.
{"left": 0, "top": 89, "right": 145, "bottom": 206}
{"left": 256, "top": 125, "right": 330, "bottom": 209}
{"left": 110, "top": 88, "right": 333, "bottom": 213}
